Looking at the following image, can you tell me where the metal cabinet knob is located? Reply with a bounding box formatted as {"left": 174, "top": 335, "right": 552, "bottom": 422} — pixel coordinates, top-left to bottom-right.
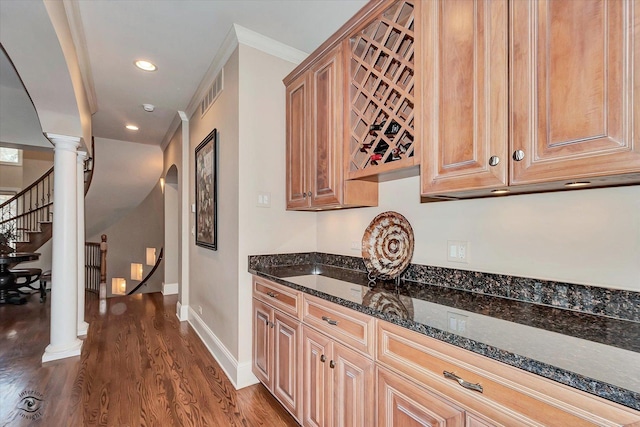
{"left": 512, "top": 150, "right": 525, "bottom": 161}
{"left": 489, "top": 156, "right": 500, "bottom": 166}
{"left": 329, "top": 360, "right": 335, "bottom": 369}
{"left": 307, "top": 191, "right": 312, "bottom": 197}
{"left": 320, "top": 354, "right": 326, "bottom": 363}
{"left": 302, "top": 192, "right": 307, "bottom": 198}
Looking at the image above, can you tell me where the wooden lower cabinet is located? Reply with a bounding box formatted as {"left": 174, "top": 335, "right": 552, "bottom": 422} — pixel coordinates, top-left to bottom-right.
{"left": 302, "top": 325, "right": 374, "bottom": 427}
{"left": 252, "top": 298, "right": 302, "bottom": 422}
{"left": 377, "top": 366, "right": 464, "bottom": 427}
{"left": 253, "top": 277, "right": 640, "bottom": 426}
{"left": 377, "top": 320, "right": 640, "bottom": 427}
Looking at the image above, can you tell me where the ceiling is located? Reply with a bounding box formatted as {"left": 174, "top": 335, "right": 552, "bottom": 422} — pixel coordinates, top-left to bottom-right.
{"left": 0, "top": 0, "right": 368, "bottom": 149}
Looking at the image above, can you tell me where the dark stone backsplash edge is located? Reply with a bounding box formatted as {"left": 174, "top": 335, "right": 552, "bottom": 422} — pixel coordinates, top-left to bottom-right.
{"left": 248, "top": 252, "right": 639, "bottom": 322}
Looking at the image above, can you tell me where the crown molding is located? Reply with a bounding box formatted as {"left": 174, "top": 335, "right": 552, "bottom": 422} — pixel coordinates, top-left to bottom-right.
{"left": 233, "top": 24, "right": 308, "bottom": 65}
{"left": 162, "top": 24, "right": 309, "bottom": 150}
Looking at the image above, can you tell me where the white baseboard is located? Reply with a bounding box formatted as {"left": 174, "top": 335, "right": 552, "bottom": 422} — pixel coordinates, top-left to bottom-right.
{"left": 176, "top": 301, "right": 189, "bottom": 321}
{"left": 237, "top": 360, "right": 259, "bottom": 389}
{"left": 187, "top": 308, "right": 257, "bottom": 389}
{"left": 162, "top": 282, "right": 179, "bottom": 295}
{"left": 77, "top": 321, "right": 89, "bottom": 337}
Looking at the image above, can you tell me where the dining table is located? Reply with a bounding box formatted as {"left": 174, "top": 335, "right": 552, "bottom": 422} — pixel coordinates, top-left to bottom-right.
{"left": 0, "top": 252, "right": 40, "bottom": 304}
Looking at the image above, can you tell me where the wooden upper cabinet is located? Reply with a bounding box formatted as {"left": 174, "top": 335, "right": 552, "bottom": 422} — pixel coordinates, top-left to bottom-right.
{"left": 420, "top": 0, "right": 508, "bottom": 196}
{"left": 309, "top": 47, "right": 343, "bottom": 208}
{"left": 286, "top": 74, "right": 309, "bottom": 209}
{"left": 510, "top": 0, "right": 640, "bottom": 185}
{"left": 421, "top": 0, "right": 639, "bottom": 198}
{"left": 285, "top": 44, "right": 378, "bottom": 211}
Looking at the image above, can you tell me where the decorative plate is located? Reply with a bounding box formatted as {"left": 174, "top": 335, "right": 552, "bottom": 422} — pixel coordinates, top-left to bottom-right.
{"left": 361, "top": 211, "right": 414, "bottom": 280}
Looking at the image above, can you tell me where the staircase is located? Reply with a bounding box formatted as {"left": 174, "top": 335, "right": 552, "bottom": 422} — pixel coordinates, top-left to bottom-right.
{"left": 0, "top": 147, "right": 94, "bottom": 254}
{"left": 0, "top": 166, "right": 54, "bottom": 253}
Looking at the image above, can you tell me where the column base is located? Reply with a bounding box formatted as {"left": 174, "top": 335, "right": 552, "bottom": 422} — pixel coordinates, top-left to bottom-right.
{"left": 77, "top": 321, "right": 89, "bottom": 337}
{"left": 42, "top": 338, "right": 83, "bottom": 363}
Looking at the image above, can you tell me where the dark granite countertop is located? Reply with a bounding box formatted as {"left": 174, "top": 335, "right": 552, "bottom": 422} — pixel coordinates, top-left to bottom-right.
{"left": 249, "top": 255, "right": 640, "bottom": 411}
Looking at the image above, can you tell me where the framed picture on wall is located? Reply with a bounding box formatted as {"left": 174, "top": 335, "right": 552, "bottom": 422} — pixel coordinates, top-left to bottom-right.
{"left": 195, "top": 128, "right": 217, "bottom": 250}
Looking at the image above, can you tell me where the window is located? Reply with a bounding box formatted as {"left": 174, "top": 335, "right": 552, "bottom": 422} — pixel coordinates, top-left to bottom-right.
{"left": 0, "top": 147, "right": 22, "bottom": 166}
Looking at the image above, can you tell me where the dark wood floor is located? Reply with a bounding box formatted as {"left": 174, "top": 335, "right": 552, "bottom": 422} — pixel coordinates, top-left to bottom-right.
{"left": 0, "top": 291, "right": 299, "bottom": 426}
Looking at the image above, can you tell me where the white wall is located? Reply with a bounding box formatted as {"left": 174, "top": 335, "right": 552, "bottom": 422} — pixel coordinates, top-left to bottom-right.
{"left": 0, "top": 148, "right": 53, "bottom": 191}
{"left": 188, "top": 48, "right": 241, "bottom": 365}
{"left": 181, "top": 43, "right": 317, "bottom": 387}
{"left": 237, "top": 45, "right": 317, "bottom": 365}
{"left": 317, "top": 177, "right": 640, "bottom": 291}
{"left": 98, "top": 182, "right": 165, "bottom": 296}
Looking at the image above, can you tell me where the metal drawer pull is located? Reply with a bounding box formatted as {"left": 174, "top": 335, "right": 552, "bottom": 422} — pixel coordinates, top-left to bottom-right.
{"left": 321, "top": 316, "right": 338, "bottom": 325}
{"left": 320, "top": 355, "right": 326, "bottom": 363}
{"left": 266, "top": 291, "right": 278, "bottom": 298}
{"left": 443, "top": 371, "right": 483, "bottom": 393}
{"left": 329, "top": 360, "right": 335, "bottom": 369}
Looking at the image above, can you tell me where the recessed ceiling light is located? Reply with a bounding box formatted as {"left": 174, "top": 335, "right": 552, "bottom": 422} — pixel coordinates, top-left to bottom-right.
{"left": 134, "top": 60, "right": 157, "bottom": 71}
{"left": 126, "top": 124, "right": 139, "bottom": 131}
{"left": 565, "top": 181, "right": 591, "bottom": 188}
{"left": 491, "top": 189, "right": 510, "bottom": 195}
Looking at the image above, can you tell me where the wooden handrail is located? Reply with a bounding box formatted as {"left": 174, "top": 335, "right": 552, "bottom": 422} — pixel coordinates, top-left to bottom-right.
{"left": 0, "top": 166, "right": 54, "bottom": 212}
{"left": 127, "top": 247, "right": 163, "bottom": 295}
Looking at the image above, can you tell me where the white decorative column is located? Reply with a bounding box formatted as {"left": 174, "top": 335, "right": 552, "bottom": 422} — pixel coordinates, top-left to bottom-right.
{"left": 177, "top": 111, "right": 190, "bottom": 321}
{"left": 77, "top": 151, "right": 89, "bottom": 336}
{"left": 43, "top": 134, "right": 83, "bottom": 363}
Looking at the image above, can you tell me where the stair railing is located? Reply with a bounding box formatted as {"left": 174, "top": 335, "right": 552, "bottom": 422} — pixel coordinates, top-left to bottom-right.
{"left": 127, "top": 247, "right": 163, "bottom": 295}
{"left": 85, "top": 234, "right": 107, "bottom": 294}
{"left": 0, "top": 166, "right": 54, "bottom": 251}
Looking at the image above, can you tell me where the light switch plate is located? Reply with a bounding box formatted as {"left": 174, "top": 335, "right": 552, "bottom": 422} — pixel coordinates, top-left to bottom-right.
{"left": 257, "top": 192, "right": 271, "bottom": 208}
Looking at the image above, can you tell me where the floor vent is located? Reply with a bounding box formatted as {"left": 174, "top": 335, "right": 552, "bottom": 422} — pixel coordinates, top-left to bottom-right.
{"left": 201, "top": 69, "right": 224, "bottom": 117}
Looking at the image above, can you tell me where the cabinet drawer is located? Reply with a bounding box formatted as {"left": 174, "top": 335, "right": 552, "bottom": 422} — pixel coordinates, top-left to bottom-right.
{"left": 253, "top": 276, "right": 300, "bottom": 319}
{"left": 377, "top": 320, "right": 640, "bottom": 427}
{"left": 303, "top": 294, "right": 375, "bottom": 357}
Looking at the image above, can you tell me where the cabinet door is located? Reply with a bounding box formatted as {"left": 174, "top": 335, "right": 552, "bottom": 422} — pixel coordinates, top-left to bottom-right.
{"left": 273, "top": 311, "right": 302, "bottom": 421}
{"left": 331, "top": 341, "right": 374, "bottom": 427}
{"left": 286, "top": 73, "right": 310, "bottom": 209}
{"left": 510, "top": 0, "right": 640, "bottom": 185}
{"left": 377, "top": 367, "right": 464, "bottom": 427}
{"left": 420, "top": 0, "right": 508, "bottom": 196}
{"left": 252, "top": 299, "right": 273, "bottom": 389}
{"left": 302, "top": 326, "right": 333, "bottom": 427}
{"left": 309, "top": 45, "right": 343, "bottom": 207}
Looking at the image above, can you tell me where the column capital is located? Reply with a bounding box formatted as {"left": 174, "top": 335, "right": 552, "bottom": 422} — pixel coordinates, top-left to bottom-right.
{"left": 45, "top": 133, "right": 82, "bottom": 151}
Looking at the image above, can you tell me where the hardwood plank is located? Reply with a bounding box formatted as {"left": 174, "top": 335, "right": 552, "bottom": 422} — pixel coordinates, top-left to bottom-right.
{"left": 0, "top": 291, "right": 299, "bottom": 426}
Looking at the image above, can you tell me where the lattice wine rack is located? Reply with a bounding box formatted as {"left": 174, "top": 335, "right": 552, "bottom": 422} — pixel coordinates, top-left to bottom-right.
{"left": 347, "top": 1, "right": 415, "bottom": 178}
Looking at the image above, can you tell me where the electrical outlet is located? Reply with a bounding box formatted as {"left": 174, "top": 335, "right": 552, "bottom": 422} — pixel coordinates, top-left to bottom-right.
{"left": 447, "top": 240, "right": 469, "bottom": 263}
{"left": 447, "top": 312, "right": 468, "bottom": 334}
{"left": 350, "top": 241, "right": 362, "bottom": 251}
